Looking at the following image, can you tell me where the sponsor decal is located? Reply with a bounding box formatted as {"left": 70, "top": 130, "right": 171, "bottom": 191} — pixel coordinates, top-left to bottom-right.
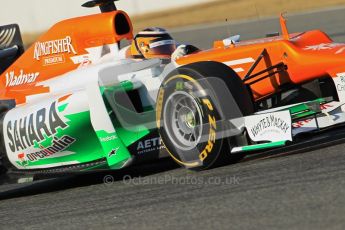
{"left": 25, "top": 135, "right": 76, "bottom": 162}
{"left": 5, "top": 70, "right": 39, "bottom": 87}
{"left": 199, "top": 99, "right": 217, "bottom": 162}
{"left": 245, "top": 111, "right": 292, "bottom": 142}
{"left": 17, "top": 153, "right": 28, "bottom": 166}
{"left": 333, "top": 73, "right": 345, "bottom": 104}
{"left": 292, "top": 103, "right": 333, "bottom": 129}
{"left": 34, "top": 36, "right": 77, "bottom": 61}
{"left": 70, "top": 54, "right": 91, "bottom": 65}
{"left": 335, "top": 73, "right": 345, "bottom": 92}
{"left": 156, "top": 88, "right": 165, "bottom": 128}
{"left": 43, "top": 54, "right": 65, "bottom": 66}
{"left": 100, "top": 135, "right": 117, "bottom": 142}
{"left": 70, "top": 44, "right": 119, "bottom": 67}
{"left": 108, "top": 148, "right": 119, "bottom": 158}
{"left": 304, "top": 43, "right": 345, "bottom": 54}
{"left": 292, "top": 119, "right": 313, "bottom": 128}
{"left": 175, "top": 81, "right": 184, "bottom": 91}
{"left": 6, "top": 102, "right": 68, "bottom": 152}
{"left": 320, "top": 103, "right": 333, "bottom": 110}
{"left": 137, "top": 137, "right": 164, "bottom": 155}
{"left": 250, "top": 115, "right": 290, "bottom": 137}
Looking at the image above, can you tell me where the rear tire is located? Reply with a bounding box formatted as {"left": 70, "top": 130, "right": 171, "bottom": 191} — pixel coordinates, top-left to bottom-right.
{"left": 0, "top": 105, "right": 10, "bottom": 176}
{"left": 156, "top": 61, "right": 254, "bottom": 170}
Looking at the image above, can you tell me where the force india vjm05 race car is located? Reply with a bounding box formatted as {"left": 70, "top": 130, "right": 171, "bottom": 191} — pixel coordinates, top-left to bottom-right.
{"left": 1, "top": 0, "right": 345, "bottom": 176}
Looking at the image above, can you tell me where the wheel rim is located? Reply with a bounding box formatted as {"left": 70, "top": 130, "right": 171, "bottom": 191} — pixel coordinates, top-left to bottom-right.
{"left": 163, "top": 91, "right": 203, "bottom": 151}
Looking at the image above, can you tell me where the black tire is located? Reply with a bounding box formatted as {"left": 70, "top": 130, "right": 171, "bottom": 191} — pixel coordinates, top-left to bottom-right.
{"left": 156, "top": 61, "right": 254, "bottom": 170}
{"left": 0, "top": 105, "right": 10, "bottom": 176}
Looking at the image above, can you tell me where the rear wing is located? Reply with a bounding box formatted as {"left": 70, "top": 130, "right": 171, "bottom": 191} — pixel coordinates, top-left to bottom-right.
{"left": 0, "top": 24, "right": 24, "bottom": 74}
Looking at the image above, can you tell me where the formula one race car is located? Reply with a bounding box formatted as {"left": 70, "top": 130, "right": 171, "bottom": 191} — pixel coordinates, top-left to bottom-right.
{"left": 1, "top": 0, "right": 345, "bottom": 177}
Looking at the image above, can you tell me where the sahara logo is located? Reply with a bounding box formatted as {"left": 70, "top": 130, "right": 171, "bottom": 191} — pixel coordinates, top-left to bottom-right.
{"left": 26, "top": 135, "right": 76, "bottom": 162}
{"left": 5, "top": 70, "right": 39, "bottom": 87}
{"left": 6, "top": 102, "right": 68, "bottom": 153}
{"left": 34, "top": 36, "right": 77, "bottom": 61}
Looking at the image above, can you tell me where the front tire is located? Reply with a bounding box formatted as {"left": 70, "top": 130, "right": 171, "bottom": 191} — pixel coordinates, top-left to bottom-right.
{"left": 156, "top": 61, "right": 254, "bottom": 170}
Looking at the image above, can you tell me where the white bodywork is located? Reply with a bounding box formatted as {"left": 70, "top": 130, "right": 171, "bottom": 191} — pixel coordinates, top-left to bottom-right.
{"left": 5, "top": 41, "right": 345, "bottom": 169}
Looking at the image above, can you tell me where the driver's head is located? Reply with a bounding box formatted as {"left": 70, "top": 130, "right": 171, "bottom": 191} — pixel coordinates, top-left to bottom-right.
{"left": 130, "top": 27, "right": 177, "bottom": 59}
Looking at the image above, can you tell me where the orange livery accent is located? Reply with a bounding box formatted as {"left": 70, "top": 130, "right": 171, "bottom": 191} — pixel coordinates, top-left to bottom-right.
{"left": 0, "top": 10, "right": 133, "bottom": 104}
{"left": 177, "top": 29, "right": 345, "bottom": 100}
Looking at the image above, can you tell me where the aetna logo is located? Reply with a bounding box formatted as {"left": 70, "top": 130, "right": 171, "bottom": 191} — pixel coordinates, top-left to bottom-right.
{"left": 34, "top": 36, "right": 77, "bottom": 61}
{"left": 137, "top": 137, "right": 163, "bottom": 154}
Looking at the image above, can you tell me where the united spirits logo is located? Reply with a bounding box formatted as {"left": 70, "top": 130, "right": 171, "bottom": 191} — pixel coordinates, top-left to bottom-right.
{"left": 5, "top": 70, "right": 39, "bottom": 87}
{"left": 6, "top": 102, "right": 68, "bottom": 152}
{"left": 34, "top": 36, "right": 77, "bottom": 61}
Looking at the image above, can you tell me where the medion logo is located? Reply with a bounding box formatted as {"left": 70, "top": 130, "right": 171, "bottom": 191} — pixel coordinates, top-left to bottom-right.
{"left": 6, "top": 102, "right": 68, "bottom": 153}
{"left": 34, "top": 36, "right": 77, "bottom": 61}
{"left": 5, "top": 70, "right": 39, "bottom": 87}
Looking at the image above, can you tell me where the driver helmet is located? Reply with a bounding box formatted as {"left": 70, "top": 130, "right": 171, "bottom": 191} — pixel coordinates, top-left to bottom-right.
{"left": 130, "top": 27, "right": 177, "bottom": 59}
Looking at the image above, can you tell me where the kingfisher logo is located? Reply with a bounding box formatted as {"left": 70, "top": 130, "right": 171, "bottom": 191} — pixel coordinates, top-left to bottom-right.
{"left": 34, "top": 36, "right": 77, "bottom": 61}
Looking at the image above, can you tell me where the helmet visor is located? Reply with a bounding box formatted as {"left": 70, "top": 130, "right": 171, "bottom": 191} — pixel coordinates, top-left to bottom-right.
{"left": 148, "top": 40, "right": 177, "bottom": 56}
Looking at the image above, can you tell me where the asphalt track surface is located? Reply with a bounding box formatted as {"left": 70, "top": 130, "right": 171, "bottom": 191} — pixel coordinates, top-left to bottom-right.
{"left": 1, "top": 7, "right": 345, "bottom": 230}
